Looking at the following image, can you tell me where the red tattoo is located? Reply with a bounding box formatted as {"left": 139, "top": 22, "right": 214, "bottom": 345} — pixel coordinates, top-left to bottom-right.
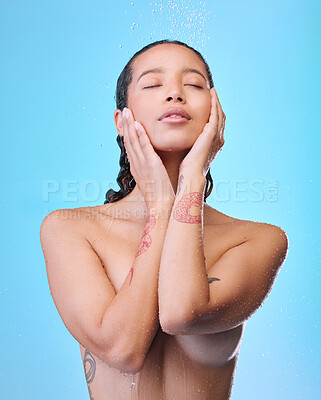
{"left": 129, "top": 267, "right": 134, "bottom": 285}
{"left": 129, "top": 214, "right": 156, "bottom": 285}
{"left": 173, "top": 192, "right": 203, "bottom": 224}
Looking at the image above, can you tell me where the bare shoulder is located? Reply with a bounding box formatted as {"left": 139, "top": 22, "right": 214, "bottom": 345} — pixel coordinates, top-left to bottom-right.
{"left": 41, "top": 205, "right": 104, "bottom": 223}
{"left": 40, "top": 205, "right": 112, "bottom": 240}
{"left": 204, "top": 204, "right": 289, "bottom": 252}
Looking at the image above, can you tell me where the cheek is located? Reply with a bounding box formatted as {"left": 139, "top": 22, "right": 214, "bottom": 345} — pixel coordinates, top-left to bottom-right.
{"left": 128, "top": 96, "right": 152, "bottom": 124}
{"left": 129, "top": 101, "right": 158, "bottom": 137}
{"left": 195, "top": 98, "right": 211, "bottom": 127}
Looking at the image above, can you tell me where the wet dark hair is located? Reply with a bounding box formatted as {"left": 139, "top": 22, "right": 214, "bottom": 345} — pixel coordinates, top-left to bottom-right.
{"left": 104, "top": 39, "right": 214, "bottom": 204}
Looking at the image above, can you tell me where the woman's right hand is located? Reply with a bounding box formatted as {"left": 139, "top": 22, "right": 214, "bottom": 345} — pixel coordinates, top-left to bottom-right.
{"left": 121, "top": 107, "right": 175, "bottom": 212}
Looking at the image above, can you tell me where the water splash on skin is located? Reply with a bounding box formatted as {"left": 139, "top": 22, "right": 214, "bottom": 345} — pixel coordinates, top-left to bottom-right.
{"left": 129, "top": 373, "right": 137, "bottom": 399}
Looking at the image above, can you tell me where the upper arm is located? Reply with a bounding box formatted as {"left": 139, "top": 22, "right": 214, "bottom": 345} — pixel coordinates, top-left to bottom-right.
{"left": 40, "top": 210, "right": 117, "bottom": 361}
{"left": 178, "top": 224, "right": 289, "bottom": 335}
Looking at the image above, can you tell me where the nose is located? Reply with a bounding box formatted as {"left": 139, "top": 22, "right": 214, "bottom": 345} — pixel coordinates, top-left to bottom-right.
{"left": 166, "top": 94, "right": 184, "bottom": 102}
{"left": 164, "top": 83, "right": 185, "bottom": 103}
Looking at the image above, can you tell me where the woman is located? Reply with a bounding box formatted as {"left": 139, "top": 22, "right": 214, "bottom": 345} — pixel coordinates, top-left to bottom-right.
{"left": 40, "top": 40, "right": 288, "bottom": 400}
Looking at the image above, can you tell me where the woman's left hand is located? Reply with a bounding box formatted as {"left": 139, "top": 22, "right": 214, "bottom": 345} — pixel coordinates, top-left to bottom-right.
{"left": 179, "top": 88, "right": 226, "bottom": 177}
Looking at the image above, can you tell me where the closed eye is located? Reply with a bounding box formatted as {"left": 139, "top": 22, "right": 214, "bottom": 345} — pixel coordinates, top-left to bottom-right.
{"left": 185, "top": 84, "right": 203, "bottom": 89}
{"left": 143, "top": 85, "right": 162, "bottom": 89}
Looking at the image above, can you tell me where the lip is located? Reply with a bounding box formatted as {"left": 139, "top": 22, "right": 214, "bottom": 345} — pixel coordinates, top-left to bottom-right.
{"left": 158, "top": 107, "right": 191, "bottom": 123}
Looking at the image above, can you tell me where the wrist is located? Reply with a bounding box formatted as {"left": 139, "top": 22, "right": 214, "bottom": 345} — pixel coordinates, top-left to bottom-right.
{"left": 148, "top": 206, "right": 173, "bottom": 221}
{"left": 147, "top": 200, "right": 174, "bottom": 217}
{"left": 175, "top": 174, "right": 206, "bottom": 201}
{"left": 177, "top": 169, "right": 206, "bottom": 188}
{"left": 179, "top": 164, "right": 206, "bottom": 178}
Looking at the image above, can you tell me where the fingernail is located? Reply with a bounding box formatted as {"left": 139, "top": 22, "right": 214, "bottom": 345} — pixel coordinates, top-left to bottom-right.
{"left": 123, "top": 108, "right": 128, "bottom": 119}
{"left": 134, "top": 121, "right": 140, "bottom": 135}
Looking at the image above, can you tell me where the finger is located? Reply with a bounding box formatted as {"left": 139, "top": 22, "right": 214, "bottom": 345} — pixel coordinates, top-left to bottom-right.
{"left": 221, "top": 115, "right": 226, "bottom": 143}
{"left": 125, "top": 108, "right": 145, "bottom": 163}
{"left": 213, "top": 89, "right": 224, "bottom": 139}
{"left": 122, "top": 109, "right": 139, "bottom": 168}
{"left": 208, "top": 88, "right": 218, "bottom": 126}
{"left": 134, "top": 121, "right": 156, "bottom": 158}
{"left": 200, "top": 89, "right": 217, "bottom": 140}
{"left": 209, "top": 90, "right": 220, "bottom": 140}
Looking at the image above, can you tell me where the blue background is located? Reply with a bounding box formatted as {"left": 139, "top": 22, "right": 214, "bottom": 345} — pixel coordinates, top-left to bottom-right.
{"left": 1, "top": 0, "right": 320, "bottom": 398}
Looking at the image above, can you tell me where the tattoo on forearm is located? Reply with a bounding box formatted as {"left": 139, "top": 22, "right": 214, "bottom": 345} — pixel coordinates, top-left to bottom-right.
{"left": 135, "top": 214, "right": 156, "bottom": 257}
{"left": 129, "top": 213, "right": 156, "bottom": 285}
{"left": 173, "top": 192, "right": 203, "bottom": 224}
{"left": 83, "top": 349, "right": 96, "bottom": 385}
{"left": 208, "top": 277, "right": 220, "bottom": 284}
{"left": 177, "top": 174, "right": 184, "bottom": 195}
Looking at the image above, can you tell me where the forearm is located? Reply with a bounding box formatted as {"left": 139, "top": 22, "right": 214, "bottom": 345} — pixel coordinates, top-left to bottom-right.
{"left": 158, "top": 173, "right": 210, "bottom": 332}
{"left": 100, "top": 206, "right": 172, "bottom": 369}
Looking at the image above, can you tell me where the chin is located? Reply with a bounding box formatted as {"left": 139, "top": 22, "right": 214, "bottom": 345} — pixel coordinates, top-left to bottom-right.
{"left": 150, "top": 137, "right": 194, "bottom": 153}
{"left": 148, "top": 128, "right": 198, "bottom": 151}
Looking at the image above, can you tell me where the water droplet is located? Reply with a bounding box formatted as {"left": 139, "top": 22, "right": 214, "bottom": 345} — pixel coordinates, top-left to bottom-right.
{"left": 131, "top": 382, "right": 136, "bottom": 388}
{"left": 131, "top": 2, "right": 134, "bottom": 5}
{"left": 119, "top": 44, "right": 123, "bottom": 48}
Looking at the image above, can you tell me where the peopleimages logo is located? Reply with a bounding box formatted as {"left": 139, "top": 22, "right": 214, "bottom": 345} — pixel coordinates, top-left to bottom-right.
{"left": 42, "top": 178, "right": 279, "bottom": 204}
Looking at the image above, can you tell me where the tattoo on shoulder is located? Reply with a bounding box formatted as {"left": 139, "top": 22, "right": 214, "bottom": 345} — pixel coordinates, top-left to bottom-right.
{"left": 208, "top": 277, "right": 220, "bottom": 284}
{"left": 83, "top": 349, "right": 96, "bottom": 385}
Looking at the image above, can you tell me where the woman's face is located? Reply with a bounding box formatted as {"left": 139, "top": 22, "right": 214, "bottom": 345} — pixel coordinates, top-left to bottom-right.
{"left": 121, "top": 44, "right": 212, "bottom": 152}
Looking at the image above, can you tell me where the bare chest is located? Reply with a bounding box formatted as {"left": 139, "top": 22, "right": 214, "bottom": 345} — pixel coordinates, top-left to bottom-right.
{"left": 87, "top": 213, "right": 248, "bottom": 293}
{"left": 77, "top": 212, "right": 248, "bottom": 399}
{"left": 80, "top": 326, "right": 238, "bottom": 400}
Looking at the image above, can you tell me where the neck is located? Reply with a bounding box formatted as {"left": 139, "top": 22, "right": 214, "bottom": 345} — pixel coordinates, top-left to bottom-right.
{"left": 155, "top": 148, "right": 190, "bottom": 192}
{"left": 120, "top": 149, "right": 189, "bottom": 215}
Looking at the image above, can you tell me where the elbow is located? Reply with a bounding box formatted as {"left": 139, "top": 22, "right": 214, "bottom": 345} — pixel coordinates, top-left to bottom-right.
{"left": 160, "top": 312, "right": 192, "bottom": 336}
{"left": 160, "top": 303, "right": 211, "bottom": 335}
{"left": 114, "top": 342, "right": 145, "bottom": 373}
{"left": 160, "top": 323, "right": 181, "bottom": 336}
{"left": 100, "top": 337, "right": 145, "bottom": 374}
{"left": 81, "top": 325, "right": 144, "bottom": 374}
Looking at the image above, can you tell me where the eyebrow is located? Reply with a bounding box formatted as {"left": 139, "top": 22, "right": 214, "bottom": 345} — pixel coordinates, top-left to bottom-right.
{"left": 136, "top": 67, "right": 208, "bottom": 84}
{"left": 136, "top": 68, "right": 164, "bottom": 83}
{"left": 183, "top": 68, "right": 208, "bottom": 84}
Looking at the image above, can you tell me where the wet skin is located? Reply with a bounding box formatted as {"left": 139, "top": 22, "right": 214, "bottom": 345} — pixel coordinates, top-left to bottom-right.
{"left": 40, "top": 44, "right": 288, "bottom": 400}
{"left": 77, "top": 202, "right": 248, "bottom": 400}
{"left": 56, "top": 198, "right": 285, "bottom": 400}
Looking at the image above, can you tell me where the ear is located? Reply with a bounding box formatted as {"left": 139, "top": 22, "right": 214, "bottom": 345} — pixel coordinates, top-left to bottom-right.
{"left": 114, "top": 109, "right": 123, "bottom": 137}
